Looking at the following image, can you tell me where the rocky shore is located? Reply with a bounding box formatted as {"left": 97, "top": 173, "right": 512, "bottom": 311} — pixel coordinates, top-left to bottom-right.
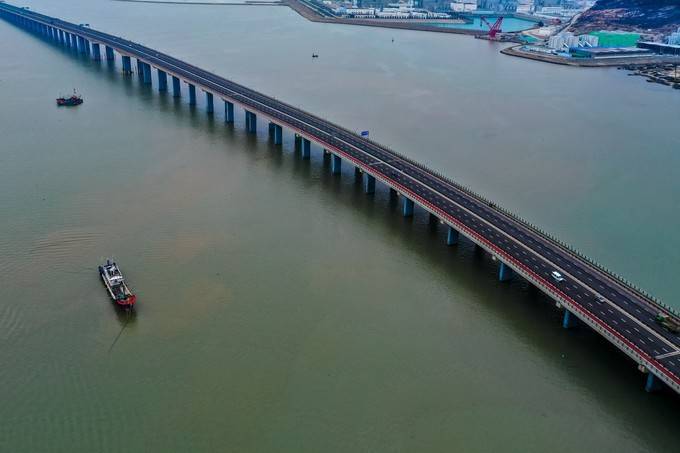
{"left": 622, "top": 63, "right": 680, "bottom": 89}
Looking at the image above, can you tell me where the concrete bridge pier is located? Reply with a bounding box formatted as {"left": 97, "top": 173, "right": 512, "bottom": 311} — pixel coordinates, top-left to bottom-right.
{"left": 645, "top": 373, "right": 662, "bottom": 393}
{"left": 172, "top": 77, "right": 181, "bottom": 98}
{"left": 268, "top": 123, "right": 282, "bottom": 145}
{"left": 122, "top": 55, "right": 132, "bottom": 74}
{"left": 91, "top": 43, "right": 101, "bottom": 61}
{"left": 188, "top": 84, "right": 196, "bottom": 105}
{"left": 274, "top": 124, "right": 283, "bottom": 145}
{"left": 205, "top": 92, "right": 214, "bottom": 114}
{"left": 331, "top": 154, "right": 342, "bottom": 174}
{"left": 562, "top": 310, "right": 578, "bottom": 329}
{"left": 77, "top": 36, "right": 87, "bottom": 54}
{"left": 142, "top": 63, "right": 152, "bottom": 85}
{"left": 245, "top": 111, "right": 257, "bottom": 134}
{"left": 302, "top": 139, "right": 311, "bottom": 159}
{"left": 105, "top": 46, "right": 115, "bottom": 61}
{"left": 403, "top": 198, "right": 414, "bottom": 217}
{"left": 364, "top": 173, "right": 375, "bottom": 194}
{"left": 499, "top": 262, "right": 514, "bottom": 282}
{"left": 71, "top": 34, "right": 78, "bottom": 49}
{"left": 157, "top": 69, "right": 168, "bottom": 91}
{"left": 294, "top": 134, "right": 301, "bottom": 152}
{"left": 224, "top": 101, "right": 234, "bottom": 122}
{"left": 447, "top": 226, "right": 459, "bottom": 245}
{"left": 136, "top": 59, "right": 144, "bottom": 77}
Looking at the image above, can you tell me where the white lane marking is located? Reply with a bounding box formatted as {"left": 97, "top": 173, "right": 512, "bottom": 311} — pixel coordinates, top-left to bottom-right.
{"left": 654, "top": 351, "right": 680, "bottom": 362}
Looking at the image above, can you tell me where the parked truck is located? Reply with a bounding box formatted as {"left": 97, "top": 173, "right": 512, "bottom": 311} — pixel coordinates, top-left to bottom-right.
{"left": 655, "top": 313, "right": 680, "bottom": 334}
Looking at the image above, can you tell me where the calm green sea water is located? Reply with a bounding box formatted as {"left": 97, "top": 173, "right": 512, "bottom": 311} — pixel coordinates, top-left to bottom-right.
{"left": 1, "top": 1, "right": 679, "bottom": 452}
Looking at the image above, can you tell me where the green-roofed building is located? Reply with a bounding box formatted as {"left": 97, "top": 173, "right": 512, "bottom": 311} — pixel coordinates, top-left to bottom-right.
{"left": 589, "top": 31, "right": 641, "bottom": 48}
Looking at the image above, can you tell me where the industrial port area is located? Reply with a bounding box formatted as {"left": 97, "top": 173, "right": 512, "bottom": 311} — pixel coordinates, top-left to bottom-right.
{"left": 510, "top": 27, "right": 680, "bottom": 73}
{"left": 290, "top": 0, "right": 680, "bottom": 85}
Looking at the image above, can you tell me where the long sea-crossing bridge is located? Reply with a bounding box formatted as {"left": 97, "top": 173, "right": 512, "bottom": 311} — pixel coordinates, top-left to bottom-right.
{"left": 2, "top": 1, "right": 679, "bottom": 397}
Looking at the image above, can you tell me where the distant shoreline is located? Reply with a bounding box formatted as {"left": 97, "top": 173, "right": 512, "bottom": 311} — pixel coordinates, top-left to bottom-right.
{"left": 111, "top": 0, "right": 490, "bottom": 35}
{"left": 112, "top": 0, "right": 284, "bottom": 6}
{"left": 283, "top": 0, "right": 486, "bottom": 36}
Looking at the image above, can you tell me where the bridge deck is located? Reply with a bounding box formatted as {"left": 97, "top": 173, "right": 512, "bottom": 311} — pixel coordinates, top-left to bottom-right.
{"left": 2, "top": 2, "right": 679, "bottom": 395}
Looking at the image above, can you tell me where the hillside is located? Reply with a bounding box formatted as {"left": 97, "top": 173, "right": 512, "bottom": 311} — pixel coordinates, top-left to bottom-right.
{"left": 571, "top": 0, "right": 680, "bottom": 36}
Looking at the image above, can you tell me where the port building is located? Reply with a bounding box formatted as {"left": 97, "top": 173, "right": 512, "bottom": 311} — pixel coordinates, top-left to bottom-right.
{"left": 548, "top": 32, "right": 597, "bottom": 50}
{"left": 588, "top": 31, "right": 641, "bottom": 48}
{"left": 450, "top": 0, "right": 477, "bottom": 12}
{"left": 666, "top": 27, "right": 680, "bottom": 46}
{"left": 637, "top": 42, "right": 680, "bottom": 57}
{"left": 569, "top": 47, "right": 653, "bottom": 59}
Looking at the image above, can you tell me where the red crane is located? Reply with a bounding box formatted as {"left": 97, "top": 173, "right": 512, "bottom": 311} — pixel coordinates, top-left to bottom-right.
{"left": 479, "top": 16, "right": 504, "bottom": 39}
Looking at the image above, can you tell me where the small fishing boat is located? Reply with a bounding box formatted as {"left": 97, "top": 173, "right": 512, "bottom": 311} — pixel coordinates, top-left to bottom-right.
{"left": 312, "top": 53, "right": 319, "bottom": 58}
{"left": 56, "top": 89, "right": 83, "bottom": 106}
{"left": 98, "top": 259, "right": 136, "bottom": 309}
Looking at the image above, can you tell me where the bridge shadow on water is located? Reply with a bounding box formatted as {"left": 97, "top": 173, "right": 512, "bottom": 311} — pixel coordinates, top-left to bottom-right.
{"left": 134, "top": 77, "right": 680, "bottom": 428}
{"left": 25, "top": 23, "right": 680, "bottom": 446}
